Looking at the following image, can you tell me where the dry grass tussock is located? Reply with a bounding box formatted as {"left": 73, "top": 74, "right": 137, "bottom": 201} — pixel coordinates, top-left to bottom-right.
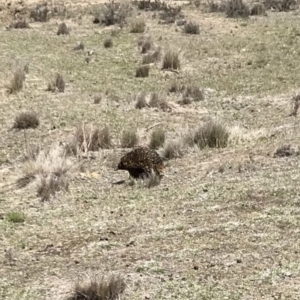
{"left": 138, "top": 35, "right": 153, "bottom": 54}
{"left": 183, "top": 21, "right": 200, "bottom": 34}
{"left": 57, "top": 22, "right": 69, "bottom": 35}
{"left": 162, "top": 138, "right": 185, "bottom": 159}
{"left": 121, "top": 129, "right": 139, "bottom": 148}
{"left": 47, "top": 73, "right": 65, "bottom": 92}
{"left": 142, "top": 46, "right": 161, "bottom": 64}
{"left": 136, "top": 64, "right": 150, "bottom": 77}
{"left": 130, "top": 18, "right": 146, "bottom": 33}
{"left": 17, "top": 144, "right": 75, "bottom": 201}
{"left": 66, "top": 123, "right": 112, "bottom": 155}
{"left": 9, "top": 19, "right": 30, "bottom": 29}
{"left": 68, "top": 275, "right": 126, "bottom": 300}
{"left": 30, "top": 3, "right": 50, "bottom": 22}
{"left": 93, "top": 1, "right": 133, "bottom": 27}
{"left": 162, "top": 50, "right": 180, "bottom": 70}
{"left": 13, "top": 111, "right": 39, "bottom": 130}
{"left": 224, "top": 0, "right": 250, "bottom": 18}
{"left": 104, "top": 37, "right": 113, "bottom": 48}
{"left": 193, "top": 120, "right": 229, "bottom": 149}
{"left": 134, "top": 91, "right": 148, "bottom": 109}
{"left": 143, "top": 169, "right": 162, "bottom": 188}
{"left": 7, "top": 61, "right": 28, "bottom": 94}
{"left": 263, "top": 0, "right": 297, "bottom": 11}
{"left": 149, "top": 127, "right": 165, "bottom": 149}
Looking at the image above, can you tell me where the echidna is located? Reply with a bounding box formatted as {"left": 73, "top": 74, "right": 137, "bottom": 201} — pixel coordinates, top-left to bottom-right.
{"left": 116, "top": 146, "right": 164, "bottom": 179}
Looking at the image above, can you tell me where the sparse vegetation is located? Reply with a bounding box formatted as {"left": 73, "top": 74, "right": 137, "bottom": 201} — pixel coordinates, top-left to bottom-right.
{"left": 136, "top": 64, "right": 150, "bottom": 77}
{"left": 6, "top": 212, "right": 25, "bottom": 223}
{"left": 3, "top": 0, "right": 300, "bottom": 298}
{"left": 149, "top": 127, "right": 165, "bottom": 149}
{"left": 130, "top": 18, "right": 146, "bottom": 33}
{"left": 193, "top": 121, "right": 229, "bottom": 149}
{"left": 183, "top": 21, "right": 200, "bottom": 34}
{"left": 13, "top": 112, "right": 39, "bottom": 130}
{"left": 162, "top": 50, "right": 180, "bottom": 70}
{"left": 121, "top": 129, "right": 139, "bottom": 148}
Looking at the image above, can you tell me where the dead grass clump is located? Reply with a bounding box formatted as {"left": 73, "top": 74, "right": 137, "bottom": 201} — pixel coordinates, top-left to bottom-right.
{"left": 149, "top": 92, "right": 170, "bottom": 111}
{"left": 68, "top": 275, "right": 126, "bottom": 300}
{"left": 224, "top": 0, "right": 250, "bottom": 18}
{"left": 193, "top": 121, "right": 229, "bottom": 149}
{"left": 159, "top": 5, "right": 183, "bottom": 24}
{"left": 7, "top": 65, "right": 26, "bottom": 94}
{"left": 183, "top": 85, "right": 204, "bottom": 102}
{"left": 162, "top": 139, "right": 185, "bottom": 160}
{"left": 136, "top": 65, "right": 150, "bottom": 77}
{"left": 250, "top": 3, "right": 266, "bottom": 15}
{"left": 57, "top": 22, "right": 69, "bottom": 35}
{"left": 121, "top": 129, "right": 139, "bottom": 148}
{"left": 30, "top": 3, "right": 50, "bottom": 22}
{"left": 139, "top": 36, "right": 153, "bottom": 54}
{"left": 162, "top": 50, "right": 180, "bottom": 70}
{"left": 13, "top": 112, "right": 39, "bottom": 130}
{"left": 169, "top": 81, "right": 185, "bottom": 93}
{"left": 135, "top": 91, "right": 148, "bottom": 109}
{"left": 134, "top": 0, "right": 167, "bottom": 11}
{"left": 68, "top": 124, "right": 112, "bottom": 154}
{"left": 274, "top": 144, "right": 299, "bottom": 157}
{"left": 130, "top": 18, "right": 146, "bottom": 33}
{"left": 104, "top": 37, "right": 113, "bottom": 48}
{"left": 290, "top": 93, "right": 300, "bottom": 116}
{"left": 206, "top": 0, "right": 225, "bottom": 12}
{"left": 94, "top": 94, "right": 102, "bottom": 104}
{"left": 149, "top": 92, "right": 160, "bottom": 107}
{"left": 95, "top": 1, "right": 133, "bottom": 27}
{"left": 9, "top": 20, "right": 30, "bottom": 29}
{"left": 149, "top": 128, "right": 165, "bottom": 149}
{"left": 144, "top": 170, "right": 162, "bottom": 188}
{"left": 47, "top": 74, "right": 65, "bottom": 93}
{"left": 263, "top": 0, "right": 296, "bottom": 11}
{"left": 18, "top": 145, "right": 74, "bottom": 201}
{"left": 142, "top": 47, "right": 161, "bottom": 64}
{"left": 73, "top": 41, "right": 85, "bottom": 51}
{"left": 183, "top": 21, "right": 200, "bottom": 34}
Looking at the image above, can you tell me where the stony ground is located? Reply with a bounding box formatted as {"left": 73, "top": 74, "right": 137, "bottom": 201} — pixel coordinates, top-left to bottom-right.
{"left": 1, "top": 0, "right": 300, "bottom": 299}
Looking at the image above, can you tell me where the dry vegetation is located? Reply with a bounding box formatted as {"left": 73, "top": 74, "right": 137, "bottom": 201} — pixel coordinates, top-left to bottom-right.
{"left": 2, "top": 0, "right": 300, "bottom": 299}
